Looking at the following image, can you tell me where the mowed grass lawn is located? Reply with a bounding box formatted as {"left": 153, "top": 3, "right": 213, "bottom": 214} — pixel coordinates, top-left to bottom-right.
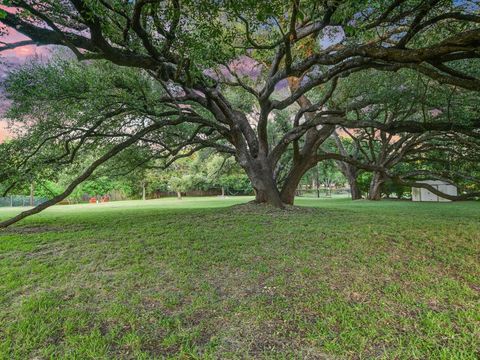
{"left": 0, "top": 197, "right": 479, "bottom": 359}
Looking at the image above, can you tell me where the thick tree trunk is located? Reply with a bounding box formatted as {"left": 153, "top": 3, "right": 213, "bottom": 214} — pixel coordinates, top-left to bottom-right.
{"left": 280, "top": 172, "right": 303, "bottom": 205}
{"left": 367, "top": 172, "right": 384, "bottom": 200}
{"left": 280, "top": 157, "right": 315, "bottom": 205}
{"left": 251, "top": 171, "right": 284, "bottom": 208}
{"left": 242, "top": 156, "right": 284, "bottom": 208}
{"left": 349, "top": 178, "right": 362, "bottom": 200}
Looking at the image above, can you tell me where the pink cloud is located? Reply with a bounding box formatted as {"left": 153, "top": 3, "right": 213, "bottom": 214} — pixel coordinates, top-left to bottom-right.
{"left": 1, "top": 6, "right": 52, "bottom": 60}
{"left": 1, "top": 26, "right": 51, "bottom": 59}
{"left": 0, "top": 121, "right": 7, "bottom": 140}
{"left": 1, "top": 9, "right": 56, "bottom": 143}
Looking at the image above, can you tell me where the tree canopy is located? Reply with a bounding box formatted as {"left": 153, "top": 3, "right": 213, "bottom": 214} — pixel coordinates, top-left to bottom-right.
{"left": 0, "top": 0, "right": 479, "bottom": 226}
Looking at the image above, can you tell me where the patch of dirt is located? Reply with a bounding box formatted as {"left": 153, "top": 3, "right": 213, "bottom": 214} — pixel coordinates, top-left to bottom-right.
{"left": 1, "top": 224, "right": 84, "bottom": 235}
{"left": 228, "top": 202, "right": 317, "bottom": 215}
{"left": 468, "top": 284, "right": 480, "bottom": 293}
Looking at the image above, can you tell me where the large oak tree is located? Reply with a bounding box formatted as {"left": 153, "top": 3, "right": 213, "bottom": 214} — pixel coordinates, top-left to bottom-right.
{"left": 1, "top": 0, "right": 480, "bottom": 227}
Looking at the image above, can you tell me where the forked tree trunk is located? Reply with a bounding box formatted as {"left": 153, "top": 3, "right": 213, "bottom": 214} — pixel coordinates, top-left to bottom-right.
{"left": 278, "top": 77, "right": 335, "bottom": 206}
{"left": 367, "top": 172, "right": 384, "bottom": 200}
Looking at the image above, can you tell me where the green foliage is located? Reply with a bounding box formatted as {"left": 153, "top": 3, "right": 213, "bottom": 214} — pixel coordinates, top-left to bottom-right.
{"left": 0, "top": 60, "right": 210, "bottom": 200}
{"left": 34, "top": 181, "right": 63, "bottom": 198}
{"left": 383, "top": 180, "right": 410, "bottom": 199}
{"left": 357, "top": 172, "right": 372, "bottom": 195}
{"left": 217, "top": 174, "right": 253, "bottom": 195}
{"left": 146, "top": 150, "right": 253, "bottom": 196}
{"left": 302, "top": 161, "right": 346, "bottom": 189}
{"left": 73, "top": 177, "right": 124, "bottom": 198}
{"left": 168, "top": 174, "right": 210, "bottom": 193}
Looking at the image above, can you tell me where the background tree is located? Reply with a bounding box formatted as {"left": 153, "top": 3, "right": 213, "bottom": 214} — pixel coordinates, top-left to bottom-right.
{"left": 332, "top": 133, "right": 363, "bottom": 199}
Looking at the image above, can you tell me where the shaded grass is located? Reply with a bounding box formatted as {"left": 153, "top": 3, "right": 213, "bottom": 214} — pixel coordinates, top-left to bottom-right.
{"left": 0, "top": 197, "right": 479, "bottom": 359}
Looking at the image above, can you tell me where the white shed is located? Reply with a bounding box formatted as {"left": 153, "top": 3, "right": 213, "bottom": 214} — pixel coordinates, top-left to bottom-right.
{"left": 411, "top": 180, "right": 457, "bottom": 202}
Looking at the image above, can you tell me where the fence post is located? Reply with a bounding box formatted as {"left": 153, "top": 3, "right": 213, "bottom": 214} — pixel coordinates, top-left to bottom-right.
{"left": 30, "top": 183, "right": 35, "bottom": 206}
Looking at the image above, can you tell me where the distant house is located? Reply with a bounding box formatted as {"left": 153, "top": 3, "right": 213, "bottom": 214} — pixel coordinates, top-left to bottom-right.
{"left": 412, "top": 180, "right": 457, "bottom": 202}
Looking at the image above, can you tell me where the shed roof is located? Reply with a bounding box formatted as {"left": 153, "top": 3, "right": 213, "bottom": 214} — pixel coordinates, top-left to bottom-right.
{"left": 415, "top": 180, "right": 456, "bottom": 186}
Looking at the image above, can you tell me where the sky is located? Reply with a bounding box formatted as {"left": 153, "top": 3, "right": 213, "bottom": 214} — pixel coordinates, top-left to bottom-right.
{"left": 0, "top": 22, "right": 53, "bottom": 142}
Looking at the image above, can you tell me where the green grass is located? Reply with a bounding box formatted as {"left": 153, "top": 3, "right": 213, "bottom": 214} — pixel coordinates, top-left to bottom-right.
{"left": 0, "top": 197, "right": 479, "bottom": 359}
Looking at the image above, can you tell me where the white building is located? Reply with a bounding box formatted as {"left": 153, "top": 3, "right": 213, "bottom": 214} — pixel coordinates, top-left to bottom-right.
{"left": 411, "top": 180, "right": 458, "bottom": 202}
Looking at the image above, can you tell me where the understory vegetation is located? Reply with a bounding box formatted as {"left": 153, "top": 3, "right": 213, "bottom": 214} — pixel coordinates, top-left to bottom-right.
{"left": 1, "top": 198, "right": 479, "bottom": 359}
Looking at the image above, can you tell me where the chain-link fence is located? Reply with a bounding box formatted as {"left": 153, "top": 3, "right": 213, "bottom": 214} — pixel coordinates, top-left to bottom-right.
{"left": 296, "top": 188, "right": 351, "bottom": 198}
{"left": 0, "top": 195, "right": 49, "bottom": 207}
